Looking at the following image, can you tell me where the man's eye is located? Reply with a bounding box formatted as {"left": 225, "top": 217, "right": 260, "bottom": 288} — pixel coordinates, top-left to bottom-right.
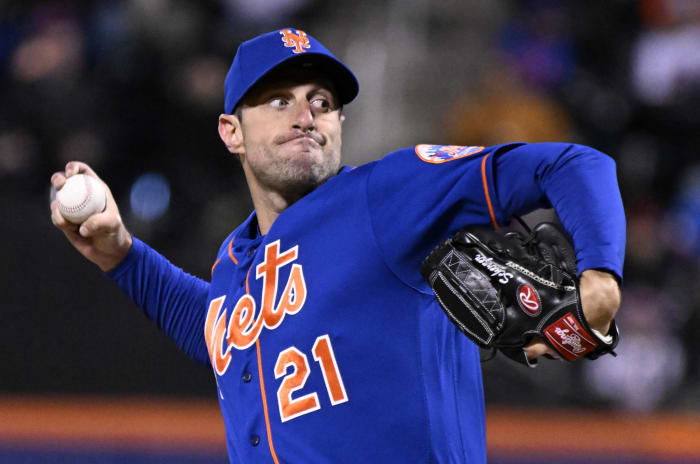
{"left": 269, "top": 98, "right": 288, "bottom": 108}
{"left": 311, "top": 98, "right": 331, "bottom": 111}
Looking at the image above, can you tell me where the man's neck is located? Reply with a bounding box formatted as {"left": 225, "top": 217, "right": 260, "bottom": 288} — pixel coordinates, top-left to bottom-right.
{"left": 247, "top": 178, "right": 307, "bottom": 235}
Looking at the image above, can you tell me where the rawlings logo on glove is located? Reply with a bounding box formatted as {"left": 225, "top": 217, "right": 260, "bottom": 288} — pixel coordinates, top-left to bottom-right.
{"left": 420, "top": 223, "right": 619, "bottom": 366}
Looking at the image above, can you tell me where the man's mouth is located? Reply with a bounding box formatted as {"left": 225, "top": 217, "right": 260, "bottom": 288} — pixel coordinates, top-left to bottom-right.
{"left": 276, "top": 131, "right": 324, "bottom": 146}
{"left": 289, "top": 136, "right": 320, "bottom": 148}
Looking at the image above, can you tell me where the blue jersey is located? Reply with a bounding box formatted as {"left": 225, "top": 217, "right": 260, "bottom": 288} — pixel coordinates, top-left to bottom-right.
{"left": 109, "top": 142, "right": 625, "bottom": 463}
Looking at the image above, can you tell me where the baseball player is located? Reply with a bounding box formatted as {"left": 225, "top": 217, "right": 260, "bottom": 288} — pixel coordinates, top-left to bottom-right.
{"left": 50, "top": 29, "right": 625, "bottom": 463}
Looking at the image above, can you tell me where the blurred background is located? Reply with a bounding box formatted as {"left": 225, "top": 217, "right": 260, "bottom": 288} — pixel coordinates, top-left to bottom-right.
{"left": 2, "top": 0, "right": 700, "bottom": 462}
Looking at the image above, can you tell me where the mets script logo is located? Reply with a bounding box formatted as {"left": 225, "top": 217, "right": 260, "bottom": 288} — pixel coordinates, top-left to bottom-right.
{"left": 280, "top": 29, "right": 310, "bottom": 54}
{"left": 204, "top": 240, "right": 307, "bottom": 376}
{"left": 415, "top": 144, "right": 484, "bottom": 164}
{"left": 517, "top": 284, "right": 541, "bottom": 316}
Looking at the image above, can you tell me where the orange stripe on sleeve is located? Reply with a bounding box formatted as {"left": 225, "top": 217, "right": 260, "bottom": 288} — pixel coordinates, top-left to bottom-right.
{"left": 228, "top": 238, "right": 239, "bottom": 265}
{"left": 481, "top": 154, "right": 500, "bottom": 229}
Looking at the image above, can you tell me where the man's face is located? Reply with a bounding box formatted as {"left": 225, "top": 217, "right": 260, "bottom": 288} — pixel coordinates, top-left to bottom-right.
{"left": 236, "top": 68, "right": 344, "bottom": 196}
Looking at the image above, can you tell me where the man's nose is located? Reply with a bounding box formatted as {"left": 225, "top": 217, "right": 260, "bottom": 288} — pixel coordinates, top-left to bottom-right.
{"left": 292, "top": 100, "right": 315, "bottom": 131}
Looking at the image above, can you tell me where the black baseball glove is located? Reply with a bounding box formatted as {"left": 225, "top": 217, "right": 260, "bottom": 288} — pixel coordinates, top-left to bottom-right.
{"left": 420, "top": 223, "right": 619, "bottom": 366}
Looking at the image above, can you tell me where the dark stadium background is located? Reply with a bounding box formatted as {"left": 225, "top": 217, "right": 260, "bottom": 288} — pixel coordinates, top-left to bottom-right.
{"left": 2, "top": 1, "right": 700, "bottom": 462}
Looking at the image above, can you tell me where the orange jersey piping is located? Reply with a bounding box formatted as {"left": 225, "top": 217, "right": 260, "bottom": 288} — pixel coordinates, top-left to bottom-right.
{"left": 228, "top": 237, "right": 239, "bottom": 265}
{"left": 481, "top": 154, "right": 500, "bottom": 229}
{"left": 246, "top": 268, "right": 279, "bottom": 464}
{"left": 256, "top": 339, "right": 279, "bottom": 463}
{"left": 210, "top": 258, "right": 222, "bottom": 277}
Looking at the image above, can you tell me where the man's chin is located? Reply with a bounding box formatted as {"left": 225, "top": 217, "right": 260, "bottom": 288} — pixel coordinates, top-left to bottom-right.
{"left": 265, "top": 159, "right": 330, "bottom": 190}
{"left": 293, "top": 167, "right": 334, "bottom": 189}
{"left": 279, "top": 144, "right": 324, "bottom": 161}
{"left": 255, "top": 147, "right": 340, "bottom": 192}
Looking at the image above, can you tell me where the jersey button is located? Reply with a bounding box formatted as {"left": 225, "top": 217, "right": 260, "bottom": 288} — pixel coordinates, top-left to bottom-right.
{"left": 247, "top": 247, "right": 256, "bottom": 257}
{"left": 250, "top": 434, "right": 260, "bottom": 446}
{"left": 242, "top": 371, "right": 252, "bottom": 383}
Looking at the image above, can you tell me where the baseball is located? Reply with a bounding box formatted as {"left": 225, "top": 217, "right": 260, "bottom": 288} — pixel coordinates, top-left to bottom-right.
{"left": 56, "top": 174, "right": 107, "bottom": 224}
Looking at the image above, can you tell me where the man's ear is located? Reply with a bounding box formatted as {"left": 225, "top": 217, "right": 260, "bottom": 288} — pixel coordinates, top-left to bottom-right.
{"left": 218, "top": 113, "right": 244, "bottom": 156}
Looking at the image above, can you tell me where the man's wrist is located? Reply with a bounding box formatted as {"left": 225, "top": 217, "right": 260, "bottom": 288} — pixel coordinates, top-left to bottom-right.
{"left": 580, "top": 269, "right": 621, "bottom": 335}
{"left": 99, "top": 230, "right": 133, "bottom": 272}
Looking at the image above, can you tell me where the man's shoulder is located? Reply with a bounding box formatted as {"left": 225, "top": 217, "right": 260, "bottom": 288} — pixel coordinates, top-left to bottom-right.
{"left": 329, "top": 144, "right": 493, "bottom": 190}
{"left": 410, "top": 144, "right": 488, "bottom": 164}
{"left": 378, "top": 143, "right": 506, "bottom": 165}
{"left": 357, "top": 144, "right": 501, "bottom": 172}
{"left": 345, "top": 142, "right": 592, "bottom": 177}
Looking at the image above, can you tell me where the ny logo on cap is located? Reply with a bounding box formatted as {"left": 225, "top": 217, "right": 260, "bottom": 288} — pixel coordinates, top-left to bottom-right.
{"left": 280, "top": 29, "right": 310, "bottom": 54}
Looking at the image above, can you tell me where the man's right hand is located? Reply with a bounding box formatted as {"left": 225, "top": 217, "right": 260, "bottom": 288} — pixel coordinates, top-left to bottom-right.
{"left": 50, "top": 162, "right": 133, "bottom": 272}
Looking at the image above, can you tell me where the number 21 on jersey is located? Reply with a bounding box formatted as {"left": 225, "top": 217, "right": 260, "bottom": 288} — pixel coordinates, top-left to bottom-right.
{"left": 275, "top": 334, "right": 349, "bottom": 422}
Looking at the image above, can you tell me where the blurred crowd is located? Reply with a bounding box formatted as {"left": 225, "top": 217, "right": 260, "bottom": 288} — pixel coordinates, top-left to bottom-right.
{"left": 2, "top": 0, "right": 700, "bottom": 412}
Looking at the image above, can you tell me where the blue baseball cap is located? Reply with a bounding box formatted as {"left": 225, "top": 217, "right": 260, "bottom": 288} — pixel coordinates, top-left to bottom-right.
{"left": 224, "top": 28, "right": 359, "bottom": 114}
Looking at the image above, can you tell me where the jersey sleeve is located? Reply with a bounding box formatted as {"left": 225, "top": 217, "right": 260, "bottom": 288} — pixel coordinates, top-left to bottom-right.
{"left": 490, "top": 142, "right": 626, "bottom": 280}
{"left": 366, "top": 143, "right": 625, "bottom": 292}
{"left": 107, "top": 237, "right": 211, "bottom": 365}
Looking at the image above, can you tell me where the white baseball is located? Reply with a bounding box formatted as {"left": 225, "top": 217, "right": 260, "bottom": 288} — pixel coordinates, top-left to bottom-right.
{"left": 56, "top": 174, "right": 107, "bottom": 224}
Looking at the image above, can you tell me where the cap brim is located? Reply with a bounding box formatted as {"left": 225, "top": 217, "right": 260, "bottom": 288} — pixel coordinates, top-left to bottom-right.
{"left": 238, "top": 53, "right": 359, "bottom": 110}
{"left": 284, "top": 53, "right": 359, "bottom": 106}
